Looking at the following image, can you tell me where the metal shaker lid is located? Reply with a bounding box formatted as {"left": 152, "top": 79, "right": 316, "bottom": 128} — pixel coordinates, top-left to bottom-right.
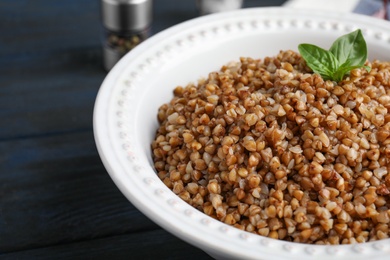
{"left": 101, "top": 0, "right": 153, "bottom": 31}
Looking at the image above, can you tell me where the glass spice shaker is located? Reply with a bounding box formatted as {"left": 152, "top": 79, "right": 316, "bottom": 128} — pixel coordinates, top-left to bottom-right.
{"left": 101, "top": 0, "right": 153, "bottom": 71}
{"left": 196, "top": 0, "right": 243, "bottom": 15}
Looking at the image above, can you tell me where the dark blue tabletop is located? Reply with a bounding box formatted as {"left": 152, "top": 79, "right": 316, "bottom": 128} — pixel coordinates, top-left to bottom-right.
{"left": 0, "top": 0, "right": 286, "bottom": 259}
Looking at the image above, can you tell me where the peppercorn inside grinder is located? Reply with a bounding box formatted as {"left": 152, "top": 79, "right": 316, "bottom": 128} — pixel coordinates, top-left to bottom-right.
{"left": 101, "top": 0, "right": 153, "bottom": 71}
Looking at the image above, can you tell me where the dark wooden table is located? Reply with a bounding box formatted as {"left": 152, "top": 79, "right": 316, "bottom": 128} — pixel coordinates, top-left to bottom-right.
{"left": 0, "top": 0, "right": 286, "bottom": 259}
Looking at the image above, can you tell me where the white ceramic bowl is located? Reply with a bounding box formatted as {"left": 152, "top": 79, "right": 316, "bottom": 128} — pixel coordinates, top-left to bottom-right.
{"left": 93, "top": 7, "right": 390, "bottom": 260}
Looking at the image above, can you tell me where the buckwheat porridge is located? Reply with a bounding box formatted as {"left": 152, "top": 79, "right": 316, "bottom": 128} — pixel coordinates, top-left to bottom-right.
{"left": 152, "top": 49, "right": 390, "bottom": 244}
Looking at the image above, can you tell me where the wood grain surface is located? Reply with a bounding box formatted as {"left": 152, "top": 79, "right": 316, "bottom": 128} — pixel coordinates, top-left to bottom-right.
{"left": 0, "top": 0, "right": 285, "bottom": 258}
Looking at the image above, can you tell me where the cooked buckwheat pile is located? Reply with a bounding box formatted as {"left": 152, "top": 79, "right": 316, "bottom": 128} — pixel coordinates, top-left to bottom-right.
{"left": 152, "top": 50, "right": 390, "bottom": 244}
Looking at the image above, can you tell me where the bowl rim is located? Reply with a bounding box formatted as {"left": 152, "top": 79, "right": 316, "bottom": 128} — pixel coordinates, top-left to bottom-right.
{"left": 94, "top": 7, "right": 390, "bottom": 259}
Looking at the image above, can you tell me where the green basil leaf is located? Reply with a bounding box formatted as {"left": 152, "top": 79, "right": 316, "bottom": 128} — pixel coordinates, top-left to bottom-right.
{"left": 298, "top": 43, "right": 339, "bottom": 80}
{"left": 333, "top": 65, "right": 356, "bottom": 82}
{"left": 298, "top": 29, "right": 370, "bottom": 82}
{"left": 363, "top": 65, "right": 371, "bottom": 72}
{"left": 329, "top": 29, "right": 367, "bottom": 67}
{"left": 334, "top": 63, "right": 372, "bottom": 82}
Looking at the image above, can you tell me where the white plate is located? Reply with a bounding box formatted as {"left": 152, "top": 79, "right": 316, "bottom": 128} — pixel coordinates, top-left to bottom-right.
{"left": 94, "top": 7, "right": 390, "bottom": 260}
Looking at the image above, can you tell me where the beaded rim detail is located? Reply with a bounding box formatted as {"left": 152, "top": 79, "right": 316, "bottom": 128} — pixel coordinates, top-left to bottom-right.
{"left": 94, "top": 7, "right": 390, "bottom": 259}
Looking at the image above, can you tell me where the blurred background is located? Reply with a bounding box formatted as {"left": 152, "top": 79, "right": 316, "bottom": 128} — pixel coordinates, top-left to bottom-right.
{"left": 0, "top": 0, "right": 388, "bottom": 259}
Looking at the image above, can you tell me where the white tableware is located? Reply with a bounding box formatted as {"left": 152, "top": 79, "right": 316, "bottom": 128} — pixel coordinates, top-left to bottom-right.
{"left": 94, "top": 7, "right": 390, "bottom": 260}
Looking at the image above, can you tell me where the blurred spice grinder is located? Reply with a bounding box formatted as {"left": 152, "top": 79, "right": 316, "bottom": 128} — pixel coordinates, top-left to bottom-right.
{"left": 197, "top": 0, "right": 243, "bottom": 15}
{"left": 101, "top": 0, "right": 153, "bottom": 71}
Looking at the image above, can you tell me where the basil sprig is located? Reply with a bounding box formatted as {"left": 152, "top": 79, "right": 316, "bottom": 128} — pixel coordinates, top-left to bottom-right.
{"left": 298, "top": 29, "right": 371, "bottom": 82}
